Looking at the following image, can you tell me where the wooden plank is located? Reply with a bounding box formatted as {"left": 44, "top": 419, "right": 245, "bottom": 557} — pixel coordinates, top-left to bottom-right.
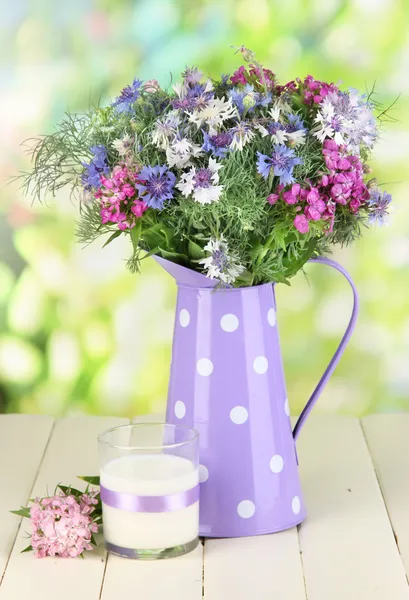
{"left": 362, "top": 414, "right": 409, "bottom": 579}
{"left": 204, "top": 533, "right": 306, "bottom": 599}
{"left": 0, "top": 415, "right": 54, "bottom": 583}
{"left": 0, "top": 416, "right": 127, "bottom": 600}
{"left": 101, "top": 543, "right": 203, "bottom": 600}
{"left": 297, "top": 415, "right": 409, "bottom": 600}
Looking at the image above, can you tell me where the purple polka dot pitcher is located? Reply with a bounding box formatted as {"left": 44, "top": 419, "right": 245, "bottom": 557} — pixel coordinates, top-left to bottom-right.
{"left": 155, "top": 255, "right": 358, "bottom": 537}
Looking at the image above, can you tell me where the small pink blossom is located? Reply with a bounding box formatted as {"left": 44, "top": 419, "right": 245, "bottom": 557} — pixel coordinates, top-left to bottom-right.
{"left": 294, "top": 214, "right": 309, "bottom": 234}
{"left": 283, "top": 190, "right": 298, "bottom": 204}
{"left": 267, "top": 193, "right": 279, "bottom": 205}
{"left": 143, "top": 79, "right": 160, "bottom": 93}
{"left": 249, "top": 65, "right": 275, "bottom": 89}
{"left": 303, "top": 75, "right": 339, "bottom": 105}
{"left": 230, "top": 66, "right": 248, "bottom": 86}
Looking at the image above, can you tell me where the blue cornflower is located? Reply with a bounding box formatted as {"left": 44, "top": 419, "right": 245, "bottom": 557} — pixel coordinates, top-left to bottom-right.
{"left": 135, "top": 165, "right": 176, "bottom": 210}
{"left": 81, "top": 145, "right": 109, "bottom": 190}
{"left": 228, "top": 85, "right": 271, "bottom": 114}
{"left": 286, "top": 113, "right": 306, "bottom": 133}
{"left": 112, "top": 78, "right": 143, "bottom": 114}
{"left": 202, "top": 130, "right": 233, "bottom": 158}
{"left": 256, "top": 145, "right": 303, "bottom": 186}
{"left": 368, "top": 188, "right": 392, "bottom": 226}
{"left": 256, "top": 91, "right": 272, "bottom": 108}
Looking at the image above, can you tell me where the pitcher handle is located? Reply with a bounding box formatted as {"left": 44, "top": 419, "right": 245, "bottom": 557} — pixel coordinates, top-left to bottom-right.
{"left": 292, "top": 256, "right": 359, "bottom": 441}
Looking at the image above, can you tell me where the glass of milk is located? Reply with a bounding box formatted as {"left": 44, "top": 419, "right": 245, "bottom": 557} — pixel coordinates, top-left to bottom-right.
{"left": 98, "top": 423, "right": 199, "bottom": 559}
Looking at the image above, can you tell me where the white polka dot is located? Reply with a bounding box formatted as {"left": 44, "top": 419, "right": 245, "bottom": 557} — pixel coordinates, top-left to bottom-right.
{"left": 284, "top": 398, "right": 290, "bottom": 417}
{"left": 267, "top": 308, "right": 276, "bottom": 327}
{"left": 292, "top": 496, "right": 301, "bottom": 515}
{"left": 174, "top": 401, "right": 186, "bottom": 419}
{"left": 199, "top": 465, "right": 209, "bottom": 483}
{"left": 253, "top": 356, "right": 268, "bottom": 374}
{"left": 220, "top": 313, "right": 239, "bottom": 332}
{"left": 179, "top": 309, "right": 190, "bottom": 327}
{"left": 197, "top": 358, "right": 214, "bottom": 376}
{"left": 237, "top": 500, "right": 255, "bottom": 519}
{"left": 230, "top": 406, "right": 248, "bottom": 424}
{"left": 270, "top": 454, "right": 284, "bottom": 473}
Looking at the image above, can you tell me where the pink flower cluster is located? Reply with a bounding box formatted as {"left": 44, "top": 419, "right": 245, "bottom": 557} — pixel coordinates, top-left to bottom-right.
{"left": 303, "top": 75, "right": 339, "bottom": 105}
{"left": 267, "top": 140, "right": 370, "bottom": 234}
{"left": 320, "top": 139, "right": 370, "bottom": 214}
{"left": 230, "top": 65, "right": 275, "bottom": 89}
{"left": 268, "top": 184, "right": 327, "bottom": 234}
{"left": 95, "top": 164, "right": 148, "bottom": 230}
{"left": 249, "top": 65, "right": 275, "bottom": 89}
{"left": 230, "top": 66, "right": 248, "bottom": 85}
{"left": 30, "top": 492, "right": 99, "bottom": 558}
{"left": 275, "top": 80, "right": 298, "bottom": 96}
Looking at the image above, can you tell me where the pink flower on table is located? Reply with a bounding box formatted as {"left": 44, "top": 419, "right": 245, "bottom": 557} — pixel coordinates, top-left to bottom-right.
{"left": 29, "top": 492, "right": 99, "bottom": 559}
{"left": 294, "top": 214, "right": 309, "bottom": 233}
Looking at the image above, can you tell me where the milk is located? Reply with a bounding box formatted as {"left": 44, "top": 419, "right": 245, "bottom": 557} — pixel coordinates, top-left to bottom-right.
{"left": 101, "top": 453, "right": 199, "bottom": 550}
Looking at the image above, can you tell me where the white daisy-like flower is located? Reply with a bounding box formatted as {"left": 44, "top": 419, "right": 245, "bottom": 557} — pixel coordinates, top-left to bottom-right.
{"left": 314, "top": 90, "right": 378, "bottom": 152}
{"left": 151, "top": 111, "right": 181, "bottom": 149}
{"left": 269, "top": 103, "right": 282, "bottom": 122}
{"left": 188, "top": 97, "right": 237, "bottom": 135}
{"left": 176, "top": 157, "right": 223, "bottom": 205}
{"left": 255, "top": 103, "right": 289, "bottom": 145}
{"left": 166, "top": 138, "right": 203, "bottom": 169}
{"left": 313, "top": 98, "right": 347, "bottom": 145}
{"left": 286, "top": 129, "right": 306, "bottom": 146}
{"left": 112, "top": 134, "right": 133, "bottom": 156}
{"left": 173, "top": 79, "right": 213, "bottom": 111}
{"left": 229, "top": 122, "right": 255, "bottom": 151}
{"left": 199, "top": 235, "right": 245, "bottom": 284}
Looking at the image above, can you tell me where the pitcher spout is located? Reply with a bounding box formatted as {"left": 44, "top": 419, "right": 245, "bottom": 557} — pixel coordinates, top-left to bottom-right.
{"left": 153, "top": 255, "right": 217, "bottom": 288}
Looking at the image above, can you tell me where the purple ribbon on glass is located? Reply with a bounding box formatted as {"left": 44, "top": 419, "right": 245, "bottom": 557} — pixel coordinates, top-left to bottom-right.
{"left": 100, "top": 484, "right": 199, "bottom": 513}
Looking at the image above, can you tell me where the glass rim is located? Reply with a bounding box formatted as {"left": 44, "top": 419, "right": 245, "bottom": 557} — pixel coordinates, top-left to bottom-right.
{"left": 97, "top": 422, "right": 199, "bottom": 451}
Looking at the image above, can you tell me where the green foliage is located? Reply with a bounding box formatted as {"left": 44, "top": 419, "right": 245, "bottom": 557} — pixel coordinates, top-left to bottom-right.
{"left": 78, "top": 475, "right": 100, "bottom": 486}
{"left": 11, "top": 507, "right": 31, "bottom": 518}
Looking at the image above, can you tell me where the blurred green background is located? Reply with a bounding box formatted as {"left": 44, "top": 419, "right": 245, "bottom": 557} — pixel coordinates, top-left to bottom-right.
{"left": 1, "top": 0, "right": 408, "bottom": 418}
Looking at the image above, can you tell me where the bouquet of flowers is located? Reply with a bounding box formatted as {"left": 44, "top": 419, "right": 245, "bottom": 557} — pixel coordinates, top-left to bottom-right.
{"left": 22, "top": 46, "right": 392, "bottom": 286}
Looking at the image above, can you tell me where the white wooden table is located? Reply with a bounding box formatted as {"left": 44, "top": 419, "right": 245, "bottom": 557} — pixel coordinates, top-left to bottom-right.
{"left": 1, "top": 414, "right": 409, "bottom": 600}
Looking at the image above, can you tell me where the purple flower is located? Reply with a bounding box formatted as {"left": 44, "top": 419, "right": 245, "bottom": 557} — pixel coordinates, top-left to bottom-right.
{"left": 173, "top": 82, "right": 214, "bottom": 111}
{"left": 286, "top": 113, "right": 307, "bottom": 134}
{"left": 228, "top": 84, "right": 270, "bottom": 114}
{"left": 256, "top": 145, "right": 303, "bottom": 186}
{"left": 202, "top": 130, "right": 233, "bottom": 158}
{"left": 368, "top": 188, "right": 392, "bottom": 226}
{"left": 112, "top": 78, "right": 143, "bottom": 113}
{"left": 135, "top": 165, "right": 176, "bottom": 210}
{"left": 266, "top": 121, "right": 286, "bottom": 136}
{"left": 182, "top": 66, "right": 203, "bottom": 85}
{"left": 81, "top": 145, "right": 109, "bottom": 190}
